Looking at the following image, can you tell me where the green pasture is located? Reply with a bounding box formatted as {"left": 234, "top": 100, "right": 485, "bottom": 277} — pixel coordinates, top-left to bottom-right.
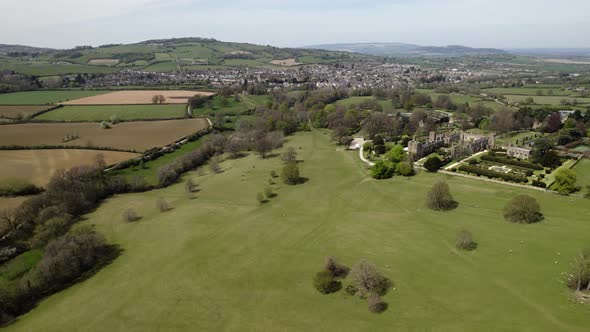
{"left": 0, "top": 91, "right": 109, "bottom": 105}
{"left": 35, "top": 104, "right": 188, "bottom": 122}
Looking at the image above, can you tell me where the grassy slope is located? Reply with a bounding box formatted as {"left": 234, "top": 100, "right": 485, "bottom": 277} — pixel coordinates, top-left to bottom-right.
{"left": 35, "top": 104, "right": 188, "bottom": 122}
{"left": 572, "top": 159, "right": 590, "bottom": 197}
{"left": 7, "top": 131, "right": 590, "bottom": 331}
{"left": 0, "top": 91, "right": 109, "bottom": 105}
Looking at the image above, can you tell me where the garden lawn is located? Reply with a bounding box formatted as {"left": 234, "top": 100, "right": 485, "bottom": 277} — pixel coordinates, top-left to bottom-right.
{"left": 35, "top": 104, "right": 188, "bottom": 122}
{"left": 7, "top": 130, "right": 590, "bottom": 331}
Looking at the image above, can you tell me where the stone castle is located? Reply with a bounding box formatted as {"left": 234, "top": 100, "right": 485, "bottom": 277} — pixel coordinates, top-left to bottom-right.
{"left": 409, "top": 131, "right": 496, "bottom": 160}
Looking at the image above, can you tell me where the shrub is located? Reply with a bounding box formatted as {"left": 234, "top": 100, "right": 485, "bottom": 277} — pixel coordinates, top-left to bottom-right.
{"left": 270, "top": 170, "right": 278, "bottom": 178}
{"left": 427, "top": 181, "right": 457, "bottom": 211}
{"left": 385, "top": 145, "right": 406, "bottom": 163}
{"left": 424, "top": 156, "right": 443, "bottom": 172}
{"left": 264, "top": 186, "right": 273, "bottom": 199}
{"left": 553, "top": 169, "right": 577, "bottom": 195}
{"left": 395, "top": 162, "right": 414, "bottom": 177}
{"left": 122, "top": 208, "right": 140, "bottom": 222}
{"left": 344, "top": 284, "right": 358, "bottom": 296}
{"left": 370, "top": 160, "right": 395, "bottom": 179}
{"left": 313, "top": 270, "right": 342, "bottom": 294}
{"left": 324, "top": 257, "right": 350, "bottom": 278}
{"left": 282, "top": 162, "right": 301, "bottom": 185}
{"left": 185, "top": 178, "right": 196, "bottom": 194}
{"left": 256, "top": 192, "right": 265, "bottom": 204}
{"left": 532, "top": 180, "right": 547, "bottom": 188}
{"left": 455, "top": 229, "right": 476, "bottom": 251}
{"left": 503, "top": 195, "right": 543, "bottom": 224}
{"left": 281, "top": 147, "right": 297, "bottom": 163}
{"left": 156, "top": 198, "right": 171, "bottom": 212}
{"left": 367, "top": 293, "right": 388, "bottom": 313}
{"left": 99, "top": 121, "right": 111, "bottom": 129}
{"left": 468, "top": 159, "right": 478, "bottom": 165}
{"left": 349, "top": 260, "right": 389, "bottom": 297}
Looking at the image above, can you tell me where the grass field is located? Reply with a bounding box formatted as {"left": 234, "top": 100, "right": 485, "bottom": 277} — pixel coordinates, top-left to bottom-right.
{"left": 496, "top": 131, "right": 539, "bottom": 147}
{"left": 191, "top": 95, "right": 269, "bottom": 116}
{"left": 335, "top": 96, "right": 394, "bottom": 112}
{"left": 60, "top": 90, "right": 214, "bottom": 105}
{"left": 6, "top": 130, "right": 590, "bottom": 331}
{"left": 572, "top": 159, "right": 590, "bottom": 197}
{"left": 0, "top": 149, "right": 139, "bottom": 186}
{"left": 0, "top": 105, "right": 53, "bottom": 119}
{"left": 505, "top": 95, "right": 590, "bottom": 106}
{"left": 35, "top": 105, "right": 188, "bottom": 122}
{"left": 0, "top": 91, "right": 109, "bottom": 105}
{"left": 0, "top": 119, "right": 209, "bottom": 152}
{"left": 483, "top": 88, "right": 572, "bottom": 96}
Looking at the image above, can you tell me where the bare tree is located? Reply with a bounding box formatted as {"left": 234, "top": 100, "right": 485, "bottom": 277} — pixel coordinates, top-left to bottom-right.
{"left": 349, "top": 260, "right": 388, "bottom": 297}
{"left": 152, "top": 94, "right": 166, "bottom": 104}
{"left": 364, "top": 112, "right": 389, "bottom": 139}
{"left": 0, "top": 208, "right": 20, "bottom": 239}
{"left": 324, "top": 256, "right": 350, "bottom": 278}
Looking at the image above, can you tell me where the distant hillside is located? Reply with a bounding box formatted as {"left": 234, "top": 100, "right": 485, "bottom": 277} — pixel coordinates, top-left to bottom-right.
{"left": 307, "top": 42, "right": 508, "bottom": 57}
{"left": 0, "top": 37, "right": 372, "bottom": 76}
{"left": 0, "top": 44, "right": 54, "bottom": 55}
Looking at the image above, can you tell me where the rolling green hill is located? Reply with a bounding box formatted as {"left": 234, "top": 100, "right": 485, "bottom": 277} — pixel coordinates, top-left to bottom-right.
{"left": 0, "top": 38, "right": 371, "bottom": 76}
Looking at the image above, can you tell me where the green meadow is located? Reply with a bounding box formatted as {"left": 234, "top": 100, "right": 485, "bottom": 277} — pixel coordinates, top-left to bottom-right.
{"left": 35, "top": 104, "right": 188, "bottom": 122}
{"left": 0, "top": 91, "right": 109, "bottom": 105}
{"left": 7, "top": 130, "right": 590, "bottom": 331}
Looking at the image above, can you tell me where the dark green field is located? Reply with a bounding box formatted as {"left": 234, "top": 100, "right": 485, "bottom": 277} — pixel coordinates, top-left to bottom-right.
{"left": 0, "top": 91, "right": 109, "bottom": 105}
{"left": 35, "top": 104, "right": 188, "bottom": 122}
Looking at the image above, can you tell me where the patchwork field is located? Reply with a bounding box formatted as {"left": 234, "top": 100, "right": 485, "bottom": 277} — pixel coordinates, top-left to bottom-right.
{"left": 61, "top": 90, "right": 215, "bottom": 105}
{"left": 270, "top": 58, "right": 302, "bottom": 66}
{"left": 0, "top": 105, "right": 54, "bottom": 119}
{"left": 0, "top": 91, "right": 109, "bottom": 105}
{"left": 35, "top": 104, "right": 188, "bottom": 122}
{"left": 0, "top": 149, "right": 139, "bottom": 186}
{"left": 6, "top": 131, "right": 590, "bottom": 332}
{"left": 0, "top": 118, "right": 209, "bottom": 151}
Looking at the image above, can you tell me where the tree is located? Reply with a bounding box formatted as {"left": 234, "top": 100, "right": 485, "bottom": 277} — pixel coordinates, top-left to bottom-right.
{"left": 0, "top": 208, "right": 21, "bottom": 239}
{"left": 427, "top": 181, "right": 457, "bottom": 211}
{"left": 424, "top": 156, "right": 443, "bottom": 172}
{"left": 185, "top": 178, "right": 196, "bottom": 195}
{"left": 313, "top": 270, "right": 341, "bottom": 294}
{"left": 349, "top": 260, "right": 388, "bottom": 297}
{"left": 490, "top": 108, "right": 516, "bottom": 133}
{"left": 367, "top": 293, "right": 388, "bottom": 313}
{"left": 188, "top": 95, "right": 209, "bottom": 109}
{"left": 364, "top": 113, "right": 389, "bottom": 139}
{"left": 503, "top": 195, "right": 543, "bottom": 224}
{"left": 254, "top": 135, "right": 274, "bottom": 158}
{"left": 256, "top": 192, "right": 265, "bottom": 204}
{"left": 385, "top": 145, "right": 406, "bottom": 163}
{"left": 282, "top": 162, "right": 300, "bottom": 185}
{"left": 264, "top": 186, "right": 274, "bottom": 199}
{"left": 567, "top": 250, "right": 590, "bottom": 291}
{"left": 156, "top": 198, "right": 171, "bottom": 212}
{"left": 152, "top": 94, "right": 166, "bottom": 104}
{"left": 281, "top": 146, "right": 297, "bottom": 163}
{"left": 395, "top": 162, "right": 414, "bottom": 176}
{"left": 370, "top": 160, "right": 395, "bottom": 179}
{"left": 122, "top": 208, "right": 140, "bottom": 222}
{"left": 553, "top": 169, "right": 577, "bottom": 195}
{"left": 324, "top": 257, "right": 350, "bottom": 278}
{"left": 544, "top": 113, "right": 562, "bottom": 133}
{"left": 455, "top": 229, "right": 476, "bottom": 250}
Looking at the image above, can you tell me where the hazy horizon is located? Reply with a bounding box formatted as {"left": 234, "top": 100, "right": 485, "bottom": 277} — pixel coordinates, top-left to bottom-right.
{"left": 1, "top": 0, "right": 590, "bottom": 49}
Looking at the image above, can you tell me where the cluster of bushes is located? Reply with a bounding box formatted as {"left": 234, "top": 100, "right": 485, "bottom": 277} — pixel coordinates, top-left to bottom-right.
{"left": 0, "top": 180, "right": 44, "bottom": 197}
{"left": 313, "top": 258, "right": 390, "bottom": 314}
{"left": 370, "top": 145, "right": 414, "bottom": 179}
{"left": 427, "top": 181, "right": 457, "bottom": 211}
{"left": 0, "top": 158, "right": 138, "bottom": 325}
{"left": 480, "top": 154, "right": 543, "bottom": 170}
{"left": 424, "top": 156, "right": 444, "bottom": 172}
{"left": 458, "top": 165, "right": 528, "bottom": 183}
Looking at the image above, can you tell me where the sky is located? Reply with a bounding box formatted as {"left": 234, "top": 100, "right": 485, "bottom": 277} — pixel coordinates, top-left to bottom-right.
{"left": 1, "top": 0, "right": 589, "bottom": 49}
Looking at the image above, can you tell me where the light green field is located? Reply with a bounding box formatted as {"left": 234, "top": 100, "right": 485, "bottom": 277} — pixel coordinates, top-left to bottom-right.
{"left": 35, "top": 104, "right": 188, "bottom": 122}
{"left": 336, "top": 96, "right": 393, "bottom": 112}
{"left": 572, "top": 159, "right": 590, "bottom": 197}
{"left": 483, "top": 88, "right": 572, "bottom": 96}
{"left": 496, "top": 131, "right": 539, "bottom": 147}
{"left": 0, "top": 91, "right": 109, "bottom": 105}
{"left": 505, "top": 95, "right": 590, "bottom": 106}
{"left": 7, "top": 130, "right": 590, "bottom": 331}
